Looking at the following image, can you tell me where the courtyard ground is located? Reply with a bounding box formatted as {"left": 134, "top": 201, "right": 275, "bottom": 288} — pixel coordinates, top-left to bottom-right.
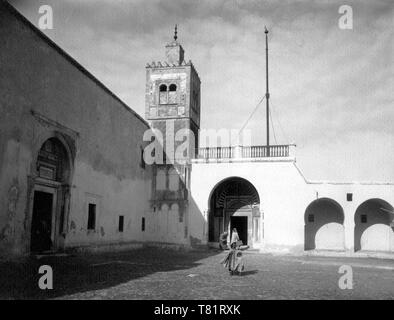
{"left": 0, "top": 248, "right": 393, "bottom": 299}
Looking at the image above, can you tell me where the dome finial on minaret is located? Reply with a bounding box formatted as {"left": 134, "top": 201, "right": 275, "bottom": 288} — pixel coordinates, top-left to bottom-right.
{"left": 165, "top": 24, "right": 184, "bottom": 65}
{"left": 174, "top": 24, "right": 178, "bottom": 41}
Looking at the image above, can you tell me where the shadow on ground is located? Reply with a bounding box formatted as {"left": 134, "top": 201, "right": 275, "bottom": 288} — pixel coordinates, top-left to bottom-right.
{"left": 240, "top": 270, "right": 258, "bottom": 276}
{"left": 0, "top": 247, "right": 220, "bottom": 300}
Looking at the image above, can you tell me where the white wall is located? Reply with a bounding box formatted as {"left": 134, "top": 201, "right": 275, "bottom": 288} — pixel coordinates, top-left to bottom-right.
{"left": 188, "top": 159, "right": 394, "bottom": 253}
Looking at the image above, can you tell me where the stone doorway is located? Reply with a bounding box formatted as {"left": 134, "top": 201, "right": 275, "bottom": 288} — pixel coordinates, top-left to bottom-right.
{"left": 30, "top": 189, "right": 56, "bottom": 253}
{"left": 29, "top": 137, "right": 72, "bottom": 254}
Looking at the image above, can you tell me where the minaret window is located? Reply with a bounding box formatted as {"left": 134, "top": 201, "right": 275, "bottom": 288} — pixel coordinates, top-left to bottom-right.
{"left": 168, "top": 84, "right": 177, "bottom": 104}
{"left": 159, "top": 83, "right": 177, "bottom": 104}
{"left": 159, "top": 84, "right": 168, "bottom": 104}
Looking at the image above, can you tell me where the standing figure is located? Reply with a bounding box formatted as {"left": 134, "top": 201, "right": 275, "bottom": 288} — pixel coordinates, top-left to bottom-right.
{"left": 230, "top": 228, "right": 239, "bottom": 245}
{"left": 219, "top": 231, "right": 228, "bottom": 250}
{"left": 220, "top": 228, "right": 246, "bottom": 275}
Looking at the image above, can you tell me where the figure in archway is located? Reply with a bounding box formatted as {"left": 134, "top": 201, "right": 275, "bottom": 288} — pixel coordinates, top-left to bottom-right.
{"left": 220, "top": 228, "right": 248, "bottom": 276}
{"left": 231, "top": 227, "right": 240, "bottom": 245}
{"left": 219, "top": 231, "right": 228, "bottom": 250}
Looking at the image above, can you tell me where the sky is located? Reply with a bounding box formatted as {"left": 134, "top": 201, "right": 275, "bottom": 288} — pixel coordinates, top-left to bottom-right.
{"left": 8, "top": 0, "right": 394, "bottom": 182}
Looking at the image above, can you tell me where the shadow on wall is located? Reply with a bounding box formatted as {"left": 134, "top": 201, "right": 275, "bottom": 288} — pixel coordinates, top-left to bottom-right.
{"left": 0, "top": 248, "right": 220, "bottom": 299}
{"left": 354, "top": 199, "right": 394, "bottom": 252}
{"left": 187, "top": 195, "right": 207, "bottom": 247}
{"left": 304, "top": 198, "right": 344, "bottom": 251}
{"left": 149, "top": 164, "right": 207, "bottom": 246}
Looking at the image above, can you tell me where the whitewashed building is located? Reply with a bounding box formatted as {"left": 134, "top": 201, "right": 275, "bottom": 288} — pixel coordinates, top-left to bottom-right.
{"left": 1, "top": 2, "right": 393, "bottom": 258}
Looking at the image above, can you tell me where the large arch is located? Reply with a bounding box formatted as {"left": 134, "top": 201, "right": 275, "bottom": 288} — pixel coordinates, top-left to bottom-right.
{"left": 29, "top": 137, "right": 73, "bottom": 254}
{"left": 304, "top": 198, "right": 345, "bottom": 251}
{"left": 208, "top": 177, "right": 260, "bottom": 248}
{"left": 354, "top": 198, "right": 394, "bottom": 252}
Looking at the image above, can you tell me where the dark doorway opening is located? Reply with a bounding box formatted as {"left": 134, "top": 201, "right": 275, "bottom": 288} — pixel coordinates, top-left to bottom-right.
{"left": 231, "top": 216, "right": 248, "bottom": 245}
{"left": 30, "top": 191, "right": 53, "bottom": 253}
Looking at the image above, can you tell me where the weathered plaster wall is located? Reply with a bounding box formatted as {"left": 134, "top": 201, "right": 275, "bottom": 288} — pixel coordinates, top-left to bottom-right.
{"left": 143, "top": 164, "right": 189, "bottom": 245}
{"left": 0, "top": 3, "right": 152, "bottom": 257}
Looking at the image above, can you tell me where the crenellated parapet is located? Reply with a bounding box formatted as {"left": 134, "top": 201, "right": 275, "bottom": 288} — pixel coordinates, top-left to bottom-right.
{"left": 146, "top": 60, "right": 193, "bottom": 68}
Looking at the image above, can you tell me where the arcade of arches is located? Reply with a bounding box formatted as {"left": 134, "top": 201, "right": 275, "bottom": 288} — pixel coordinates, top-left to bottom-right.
{"left": 304, "top": 197, "right": 394, "bottom": 252}
{"left": 30, "top": 137, "right": 72, "bottom": 253}
{"left": 208, "top": 177, "right": 260, "bottom": 248}
{"left": 207, "top": 177, "right": 394, "bottom": 253}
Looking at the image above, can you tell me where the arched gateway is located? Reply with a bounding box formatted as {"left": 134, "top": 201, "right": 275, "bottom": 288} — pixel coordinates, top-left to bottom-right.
{"left": 208, "top": 177, "right": 261, "bottom": 248}
{"left": 30, "top": 137, "right": 72, "bottom": 254}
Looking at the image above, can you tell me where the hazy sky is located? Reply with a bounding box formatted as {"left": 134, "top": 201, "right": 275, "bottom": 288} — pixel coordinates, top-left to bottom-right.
{"left": 9, "top": 0, "right": 394, "bottom": 181}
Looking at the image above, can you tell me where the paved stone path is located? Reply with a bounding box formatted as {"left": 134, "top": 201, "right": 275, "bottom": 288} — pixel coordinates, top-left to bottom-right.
{"left": 0, "top": 248, "right": 393, "bottom": 299}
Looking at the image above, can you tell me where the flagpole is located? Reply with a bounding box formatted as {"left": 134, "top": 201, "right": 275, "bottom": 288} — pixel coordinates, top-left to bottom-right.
{"left": 265, "top": 26, "right": 270, "bottom": 156}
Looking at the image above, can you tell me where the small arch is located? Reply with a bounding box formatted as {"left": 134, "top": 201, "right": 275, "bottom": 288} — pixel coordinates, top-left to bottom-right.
{"left": 168, "top": 84, "right": 177, "bottom": 104}
{"left": 32, "top": 131, "right": 75, "bottom": 181}
{"left": 36, "top": 137, "right": 71, "bottom": 183}
{"left": 354, "top": 198, "right": 394, "bottom": 252}
{"left": 159, "top": 84, "right": 168, "bottom": 104}
{"left": 304, "top": 198, "right": 345, "bottom": 251}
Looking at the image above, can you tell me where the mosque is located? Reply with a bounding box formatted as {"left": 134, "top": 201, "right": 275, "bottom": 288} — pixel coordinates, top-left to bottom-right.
{"left": 1, "top": 1, "right": 393, "bottom": 258}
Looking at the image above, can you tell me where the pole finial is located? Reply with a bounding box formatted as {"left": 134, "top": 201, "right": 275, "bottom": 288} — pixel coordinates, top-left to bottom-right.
{"left": 174, "top": 24, "right": 178, "bottom": 41}
{"left": 264, "top": 26, "right": 268, "bottom": 34}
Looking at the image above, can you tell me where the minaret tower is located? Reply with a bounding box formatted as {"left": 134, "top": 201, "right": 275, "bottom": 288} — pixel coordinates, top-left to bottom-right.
{"left": 145, "top": 25, "right": 201, "bottom": 163}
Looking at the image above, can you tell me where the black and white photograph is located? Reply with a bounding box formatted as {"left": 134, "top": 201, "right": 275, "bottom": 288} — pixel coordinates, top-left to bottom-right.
{"left": 0, "top": 0, "right": 393, "bottom": 309}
